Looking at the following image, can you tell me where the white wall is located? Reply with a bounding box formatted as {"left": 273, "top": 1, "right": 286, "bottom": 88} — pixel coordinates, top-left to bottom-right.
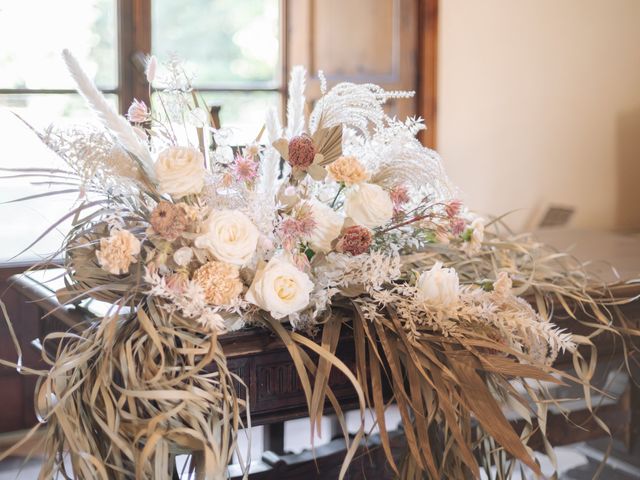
{"left": 437, "top": 0, "right": 640, "bottom": 231}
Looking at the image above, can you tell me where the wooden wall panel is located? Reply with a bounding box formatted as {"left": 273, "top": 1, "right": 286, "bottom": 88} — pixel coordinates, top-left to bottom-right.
{"left": 287, "top": 0, "right": 419, "bottom": 120}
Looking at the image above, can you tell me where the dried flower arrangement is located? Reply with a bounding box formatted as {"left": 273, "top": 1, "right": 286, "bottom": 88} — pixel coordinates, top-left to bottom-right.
{"left": 0, "top": 50, "right": 638, "bottom": 479}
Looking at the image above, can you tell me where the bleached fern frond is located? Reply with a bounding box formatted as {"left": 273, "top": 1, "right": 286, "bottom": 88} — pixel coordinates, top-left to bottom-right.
{"left": 61, "top": 49, "right": 155, "bottom": 181}
{"left": 286, "top": 66, "right": 307, "bottom": 138}
{"left": 309, "top": 82, "right": 414, "bottom": 136}
{"left": 265, "top": 105, "right": 282, "bottom": 143}
{"left": 258, "top": 107, "right": 282, "bottom": 198}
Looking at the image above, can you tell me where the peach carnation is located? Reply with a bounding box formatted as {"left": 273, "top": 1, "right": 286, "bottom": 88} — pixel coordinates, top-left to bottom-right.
{"left": 327, "top": 156, "right": 368, "bottom": 185}
{"left": 96, "top": 229, "right": 141, "bottom": 275}
{"left": 192, "top": 261, "right": 244, "bottom": 305}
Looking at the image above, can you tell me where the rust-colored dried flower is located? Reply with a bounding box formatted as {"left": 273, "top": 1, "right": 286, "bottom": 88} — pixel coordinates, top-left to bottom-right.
{"left": 150, "top": 201, "right": 188, "bottom": 241}
{"left": 336, "top": 225, "right": 372, "bottom": 256}
{"left": 327, "top": 156, "right": 368, "bottom": 185}
{"left": 192, "top": 261, "right": 244, "bottom": 305}
{"left": 287, "top": 135, "right": 316, "bottom": 169}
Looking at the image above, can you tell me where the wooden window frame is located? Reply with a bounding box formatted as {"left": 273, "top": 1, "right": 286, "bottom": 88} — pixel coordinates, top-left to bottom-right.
{"left": 118, "top": 0, "right": 290, "bottom": 118}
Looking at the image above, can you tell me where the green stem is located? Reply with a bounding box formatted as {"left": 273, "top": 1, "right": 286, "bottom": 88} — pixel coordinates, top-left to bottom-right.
{"left": 331, "top": 184, "right": 345, "bottom": 209}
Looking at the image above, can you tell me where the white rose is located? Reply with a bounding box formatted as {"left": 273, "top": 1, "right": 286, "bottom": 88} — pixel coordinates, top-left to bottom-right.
{"left": 155, "top": 146, "right": 205, "bottom": 199}
{"left": 344, "top": 183, "right": 393, "bottom": 228}
{"left": 305, "top": 199, "right": 344, "bottom": 253}
{"left": 416, "top": 261, "right": 460, "bottom": 309}
{"left": 173, "top": 246, "right": 193, "bottom": 266}
{"left": 195, "top": 210, "right": 259, "bottom": 266}
{"left": 245, "top": 257, "right": 314, "bottom": 319}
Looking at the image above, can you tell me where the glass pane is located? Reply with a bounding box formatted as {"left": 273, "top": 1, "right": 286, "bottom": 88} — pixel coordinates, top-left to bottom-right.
{"left": 203, "top": 91, "right": 280, "bottom": 144}
{"left": 0, "top": 110, "right": 78, "bottom": 262}
{"left": 152, "top": 0, "right": 279, "bottom": 86}
{"left": 0, "top": 93, "right": 118, "bottom": 129}
{"left": 0, "top": 0, "right": 117, "bottom": 89}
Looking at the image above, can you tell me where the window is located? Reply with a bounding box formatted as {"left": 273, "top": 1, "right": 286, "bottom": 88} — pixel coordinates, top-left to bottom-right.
{"left": 0, "top": 0, "right": 119, "bottom": 126}
{"left": 151, "top": 0, "right": 283, "bottom": 142}
{"left": 0, "top": 0, "right": 284, "bottom": 262}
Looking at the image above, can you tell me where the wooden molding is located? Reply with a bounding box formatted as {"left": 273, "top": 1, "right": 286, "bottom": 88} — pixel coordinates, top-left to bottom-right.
{"left": 417, "top": 0, "right": 438, "bottom": 148}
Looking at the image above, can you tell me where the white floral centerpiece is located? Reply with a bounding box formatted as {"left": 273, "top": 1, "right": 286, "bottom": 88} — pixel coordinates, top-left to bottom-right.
{"left": 0, "top": 50, "right": 636, "bottom": 480}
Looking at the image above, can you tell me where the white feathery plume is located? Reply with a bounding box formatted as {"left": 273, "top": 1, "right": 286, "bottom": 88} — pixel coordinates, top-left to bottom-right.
{"left": 61, "top": 49, "right": 155, "bottom": 179}
{"left": 285, "top": 66, "right": 306, "bottom": 138}
{"left": 258, "top": 106, "right": 282, "bottom": 206}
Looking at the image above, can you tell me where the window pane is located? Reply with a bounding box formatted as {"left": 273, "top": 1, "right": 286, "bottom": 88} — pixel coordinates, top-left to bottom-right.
{"left": 0, "top": 93, "right": 118, "bottom": 129}
{"left": 152, "top": 0, "right": 279, "bottom": 86}
{"left": 203, "top": 91, "right": 280, "bottom": 144}
{"left": 0, "top": 0, "right": 117, "bottom": 89}
{"left": 0, "top": 110, "right": 77, "bottom": 262}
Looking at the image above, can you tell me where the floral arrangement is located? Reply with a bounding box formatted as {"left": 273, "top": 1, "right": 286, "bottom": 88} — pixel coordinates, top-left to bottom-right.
{"left": 1, "top": 50, "right": 637, "bottom": 480}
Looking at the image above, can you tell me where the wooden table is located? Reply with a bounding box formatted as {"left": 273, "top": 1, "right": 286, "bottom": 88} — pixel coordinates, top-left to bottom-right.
{"left": 7, "top": 230, "right": 640, "bottom": 478}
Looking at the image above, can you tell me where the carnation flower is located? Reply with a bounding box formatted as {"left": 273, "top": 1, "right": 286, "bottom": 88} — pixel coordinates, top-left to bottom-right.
{"left": 232, "top": 154, "right": 258, "bottom": 182}
{"left": 327, "top": 156, "right": 368, "bottom": 185}
{"left": 192, "top": 261, "right": 244, "bottom": 305}
{"left": 336, "top": 225, "right": 372, "bottom": 256}
{"left": 96, "top": 229, "right": 141, "bottom": 275}
{"left": 126, "top": 99, "right": 149, "bottom": 123}
{"left": 150, "top": 201, "right": 187, "bottom": 241}
{"left": 165, "top": 272, "right": 188, "bottom": 293}
{"left": 416, "top": 261, "right": 460, "bottom": 310}
{"left": 287, "top": 135, "right": 315, "bottom": 169}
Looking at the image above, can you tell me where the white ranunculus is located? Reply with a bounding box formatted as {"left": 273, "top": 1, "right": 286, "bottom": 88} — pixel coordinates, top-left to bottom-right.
{"left": 416, "top": 261, "right": 460, "bottom": 309}
{"left": 155, "top": 146, "right": 205, "bottom": 199}
{"left": 305, "top": 199, "right": 344, "bottom": 253}
{"left": 195, "top": 210, "right": 259, "bottom": 266}
{"left": 245, "top": 257, "right": 314, "bottom": 319}
{"left": 173, "top": 246, "right": 193, "bottom": 266}
{"left": 344, "top": 182, "right": 394, "bottom": 228}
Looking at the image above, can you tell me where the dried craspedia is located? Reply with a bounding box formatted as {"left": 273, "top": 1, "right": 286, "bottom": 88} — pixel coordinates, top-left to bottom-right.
{"left": 336, "top": 225, "right": 372, "bottom": 256}
{"left": 150, "top": 201, "right": 187, "bottom": 241}
{"left": 287, "top": 135, "right": 316, "bottom": 169}
{"left": 192, "top": 261, "right": 244, "bottom": 305}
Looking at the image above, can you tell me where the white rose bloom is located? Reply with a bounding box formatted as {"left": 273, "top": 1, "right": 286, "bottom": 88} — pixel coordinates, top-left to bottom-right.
{"left": 344, "top": 183, "right": 393, "bottom": 228}
{"left": 155, "top": 146, "right": 205, "bottom": 199}
{"left": 173, "top": 246, "right": 193, "bottom": 266}
{"left": 245, "top": 257, "right": 314, "bottom": 319}
{"left": 195, "top": 210, "right": 259, "bottom": 266}
{"left": 416, "top": 261, "right": 460, "bottom": 309}
{"left": 305, "top": 199, "right": 344, "bottom": 253}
